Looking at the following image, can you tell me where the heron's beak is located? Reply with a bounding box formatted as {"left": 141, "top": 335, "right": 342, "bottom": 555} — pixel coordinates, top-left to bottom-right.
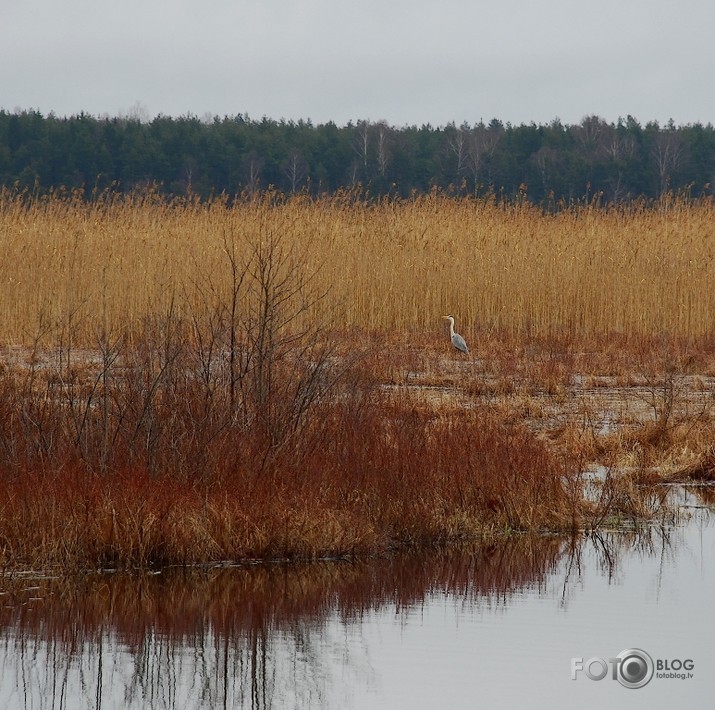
{"left": 441, "top": 315, "right": 449, "bottom": 319}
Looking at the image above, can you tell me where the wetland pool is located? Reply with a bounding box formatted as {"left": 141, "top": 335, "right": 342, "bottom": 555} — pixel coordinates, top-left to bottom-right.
{"left": 0, "top": 489, "right": 713, "bottom": 710}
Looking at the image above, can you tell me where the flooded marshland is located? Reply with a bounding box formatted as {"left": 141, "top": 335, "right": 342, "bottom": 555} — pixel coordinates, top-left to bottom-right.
{"left": 3, "top": 182, "right": 715, "bottom": 709}
{"left": 0, "top": 488, "right": 712, "bottom": 710}
{"left": 1, "top": 341, "right": 715, "bottom": 708}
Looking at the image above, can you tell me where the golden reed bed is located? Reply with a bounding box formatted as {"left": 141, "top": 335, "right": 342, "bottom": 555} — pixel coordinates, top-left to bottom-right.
{"left": 1, "top": 189, "right": 714, "bottom": 346}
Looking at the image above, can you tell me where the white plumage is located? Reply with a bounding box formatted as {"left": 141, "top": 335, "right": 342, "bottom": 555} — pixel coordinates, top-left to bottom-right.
{"left": 442, "top": 315, "right": 468, "bottom": 353}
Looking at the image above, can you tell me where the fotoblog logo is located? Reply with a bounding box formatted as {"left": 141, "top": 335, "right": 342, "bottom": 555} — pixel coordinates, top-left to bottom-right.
{"left": 571, "top": 648, "right": 695, "bottom": 688}
{"left": 571, "top": 648, "right": 654, "bottom": 689}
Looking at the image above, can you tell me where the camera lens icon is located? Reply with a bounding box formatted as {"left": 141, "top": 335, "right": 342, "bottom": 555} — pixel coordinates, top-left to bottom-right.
{"left": 616, "top": 648, "right": 654, "bottom": 688}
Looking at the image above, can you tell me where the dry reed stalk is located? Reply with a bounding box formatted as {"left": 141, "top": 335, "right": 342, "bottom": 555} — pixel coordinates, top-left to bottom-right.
{"left": 1, "top": 190, "right": 715, "bottom": 345}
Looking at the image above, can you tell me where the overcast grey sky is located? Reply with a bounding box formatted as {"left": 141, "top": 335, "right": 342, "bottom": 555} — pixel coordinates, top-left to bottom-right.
{"left": 2, "top": 0, "right": 714, "bottom": 127}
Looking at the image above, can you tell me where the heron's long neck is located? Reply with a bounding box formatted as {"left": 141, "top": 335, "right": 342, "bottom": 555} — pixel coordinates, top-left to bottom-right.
{"left": 449, "top": 320, "right": 455, "bottom": 337}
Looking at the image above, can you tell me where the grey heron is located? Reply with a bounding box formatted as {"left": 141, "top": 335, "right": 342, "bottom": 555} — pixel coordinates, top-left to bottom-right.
{"left": 442, "top": 315, "right": 468, "bottom": 354}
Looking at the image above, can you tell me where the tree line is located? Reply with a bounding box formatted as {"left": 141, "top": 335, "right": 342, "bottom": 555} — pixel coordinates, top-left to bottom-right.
{"left": 1, "top": 109, "right": 714, "bottom": 203}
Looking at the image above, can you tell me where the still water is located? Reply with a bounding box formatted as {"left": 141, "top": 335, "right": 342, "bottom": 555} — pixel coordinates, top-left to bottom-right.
{"left": 0, "top": 489, "right": 712, "bottom": 710}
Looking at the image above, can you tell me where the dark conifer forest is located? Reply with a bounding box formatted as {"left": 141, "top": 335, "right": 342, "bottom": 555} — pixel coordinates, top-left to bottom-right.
{"left": 1, "top": 110, "right": 713, "bottom": 202}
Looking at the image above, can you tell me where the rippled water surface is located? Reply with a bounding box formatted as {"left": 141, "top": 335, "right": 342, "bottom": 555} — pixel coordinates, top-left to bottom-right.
{"left": 1, "top": 490, "right": 713, "bottom": 710}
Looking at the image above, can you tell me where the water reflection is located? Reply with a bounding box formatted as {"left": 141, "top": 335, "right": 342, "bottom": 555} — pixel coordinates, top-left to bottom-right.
{"left": 0, "top": 508, "right": 712, "bottom": 710}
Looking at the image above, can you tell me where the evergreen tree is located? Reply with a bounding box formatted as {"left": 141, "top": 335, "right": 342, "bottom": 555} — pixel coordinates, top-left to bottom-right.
{"left": 0, "top": 109, "right": 713, "bottom": 202}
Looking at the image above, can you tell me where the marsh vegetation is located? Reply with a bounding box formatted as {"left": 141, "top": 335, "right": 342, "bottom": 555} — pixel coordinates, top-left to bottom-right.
{"left": 0, "top": 189, "right": 713, "bottom": 571}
